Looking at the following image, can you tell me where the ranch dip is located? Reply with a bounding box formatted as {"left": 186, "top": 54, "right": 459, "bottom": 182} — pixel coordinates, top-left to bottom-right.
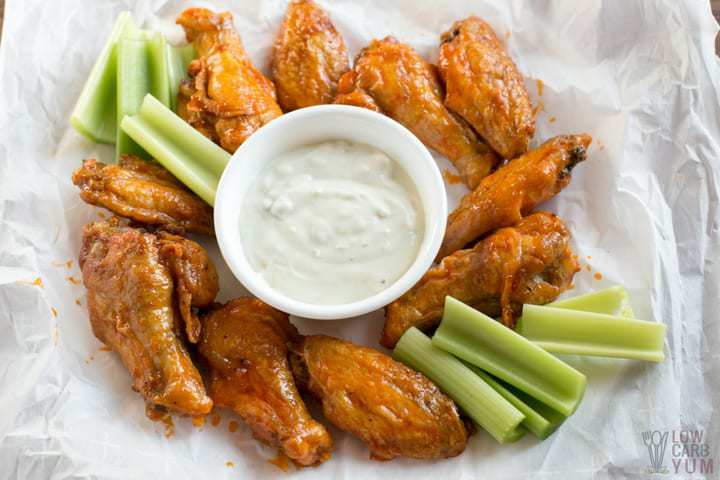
{"left": 239, "top": 141, "right": 424, "bottom": 305}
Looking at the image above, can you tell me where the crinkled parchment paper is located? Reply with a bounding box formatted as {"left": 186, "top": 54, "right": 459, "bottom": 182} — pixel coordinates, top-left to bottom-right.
{"left": 1, "top": 0, "right": 719, "bottom": 478}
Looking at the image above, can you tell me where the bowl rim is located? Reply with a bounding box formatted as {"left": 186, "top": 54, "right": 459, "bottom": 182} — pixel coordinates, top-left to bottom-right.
{"left": 214, "top": 104, "right": 447, "bottom": 320}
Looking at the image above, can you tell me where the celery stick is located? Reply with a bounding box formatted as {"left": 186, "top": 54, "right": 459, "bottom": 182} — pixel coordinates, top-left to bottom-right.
{"left": 116, "top": 29, "right": 171, "bottom": 160}
{"left": 550, "top": 285, "right": 634, "bottom": 317}
{"left": 120, "top": 95, "right": 230, "bottom": 204}
{"left": 137, "top": 95, "right": 229, "bottom": 178}
{"left": 121, "top": 115, "right": 218, "bottom": 205}
{"left": 393, "top": 327, "right": 525, "bottom": 444}
{"left": 468, "top": 366, "right": 565, "bottom": 439}
{"left": 147, "top": 33, "right": 170, "bottom": 108}
{"left": 517, "top": 305, "right": 666, "bottom": 362}
{"left": 116, "top": 34, "right": 151, "bottom": 159}
{"left": 433, "top": 297, "right": 586, "bottom": 416}
{"left": 167, "top": 44, "right": 195, "bottom": 111}
{"left": 70, "top": 12, "right": 132, "bottom": 144}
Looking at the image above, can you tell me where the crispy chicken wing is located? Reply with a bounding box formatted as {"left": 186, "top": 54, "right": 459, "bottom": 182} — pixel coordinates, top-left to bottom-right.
{"left": 382, "top": 212, "right": 578, "bottom": 348}
{"left": 79, "top": 220, "right": 214, "bottom": 416}
{"left": 199, "top": 299, "right": 332, "bottom": 467}
{"left": 334, "top": 36, "right": 498, "bottom": 189}
{"left": 438, "top": 133, "right": 591, "bottom": 259}
{"left": 176, "top": 8, "right": 282, "bottom": 152}
{"left": 289, "top": 335, "right": 468, "bottom": 460}
{"left": 72, "top": 156, "right": 214, "bottom": 235}
{"left": 272, "top": 0, "right": 349, "bottom": 111}
{"left": 438, "top": 17, "right": 535, "bottom": 160}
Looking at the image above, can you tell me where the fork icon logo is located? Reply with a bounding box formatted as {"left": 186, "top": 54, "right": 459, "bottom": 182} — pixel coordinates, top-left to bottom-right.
{"left": 643, "top": 430, "right": 670, "bottom": 474}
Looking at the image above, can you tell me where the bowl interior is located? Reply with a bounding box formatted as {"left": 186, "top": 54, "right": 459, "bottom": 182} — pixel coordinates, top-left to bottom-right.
{"left": 214, "top": 105, "right": 447, "bottom": 319}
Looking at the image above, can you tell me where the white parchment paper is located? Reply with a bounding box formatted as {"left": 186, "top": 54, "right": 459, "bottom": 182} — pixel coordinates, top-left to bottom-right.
{"left": 1, "top": 0, "right": 719, "bottom": 478}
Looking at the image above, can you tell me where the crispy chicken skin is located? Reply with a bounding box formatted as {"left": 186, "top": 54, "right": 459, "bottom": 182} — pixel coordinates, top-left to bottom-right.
{"left": 382, "top": 212, "right": 578, "bottom": 347}
{"left": 272, "top": 0, "right": 349, "bottom": 111}
{"left": 176, "top": 8, "right": 282, "bottom": 152}
{"left": 72, "top": 156, "right": 214, "bottom": 235}
{"left": 290, "top": 335, "right": 468, "bottom": 460}
{"left": 438, "top": 133, "right": 591, "bottom": 259}
{"left": 334, "top": 36, "right": 498, "bottom": 189}
{"left": 79, "top": 220, "right": 214, "bottom": 416}
{"left": 157, "top": 231, "right": 219, "bottom": 344}
{"left": 438, "top": 17, "right": 535, "bottom": 160}
{"left": 198, "top": 299, "right": 332, "bottom": 467}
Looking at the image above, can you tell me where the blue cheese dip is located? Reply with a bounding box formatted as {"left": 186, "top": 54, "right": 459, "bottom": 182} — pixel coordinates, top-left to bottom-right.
{"left": 239, "top": 141, "right": 424, "bottom": 305}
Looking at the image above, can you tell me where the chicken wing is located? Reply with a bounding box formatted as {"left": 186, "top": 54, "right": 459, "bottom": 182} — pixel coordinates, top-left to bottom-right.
{"left": 289, "top": 335, "right": 468, "bottom": 460}
{"left": 438, "top": 133, "right": 591, "bottom": 259}
{"left": 176, "top": 8, "right": 282, "bottom": 152}
{"left": 438, "top": 17, "right": 535, "bottom": 160}
{"left": 72, "top": 156, "right": 214, "bottom": 235}
{"left": 272, "top": 0, "right": 349, "bottom": 111}
{"left": 79, "top": 219, "right": 214, "bottom": 416}
{"left": 382, "top": 212, "right": 578, "bottom": 348}
{"left": 334, "top": 36, "right": 498, "bottom": 189}
{"left": 198, "top": 298, "right": 332, "bottom": 467}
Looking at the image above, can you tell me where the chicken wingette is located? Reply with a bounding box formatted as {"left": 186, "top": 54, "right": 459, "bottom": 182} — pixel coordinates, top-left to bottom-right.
{"left": 382, "top": 212, "right": 579, "bottom": 348}
{"left": 334, "top": 36, "right": 498, "bottom": 189}
{"left": 176, "top": 7, "right": 282, "bottom": 152}
{"left": 438, "top": 17, "right": 535, "bottom": 160}
{"left": 438, "top": 133, "right": 591, "bottom": 259}
{"left": 79, "top": 219, "right": 216, "bottom": 416}
{"left": 199, "top": 298, "right": 333, "bottom": 467}
{"left": 272, "top": 0, "right": 349, "bottom": 111}
{"left": 72, "top": 156, "right": 214, "bottom": 235}
{"left": 290, "top": 335, "right": 468, "bottom": 460}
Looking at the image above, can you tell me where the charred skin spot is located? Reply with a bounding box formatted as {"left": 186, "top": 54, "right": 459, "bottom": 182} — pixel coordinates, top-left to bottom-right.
{"left": 558, "top": 145, "right": 587, "bottom": 180}
{"left": 441, "top": 27, "right": 461, "bottom": 46}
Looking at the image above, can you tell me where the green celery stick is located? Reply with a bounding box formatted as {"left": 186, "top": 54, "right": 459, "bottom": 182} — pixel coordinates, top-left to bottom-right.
{"left": 468, "top": 365, "right": 565, "bottom": 439}
{"left": 116, "top": 29, "right": 171, "bottom": 160}
{"left": 120, "top": 95, "right": 230, "bottom": 205}
{"left": 70, "top": 12, "right": 132, "bottom": 144}
{"left": 550, "top": 285, "right": 634, "bottom": 317}
{"left": 393, "top": 327, "right": 525, "bottom": 444}
{"left": 504, "top": 425, "right": 527, "bottom": 443}
{"left": 166, "top": 44, "right": 196, "bottom": 111}
{"left": 517, "top": 305, "right": 666, "bottom": 362}
{"left": 137, "top": 94, "right": 229, "bottom": 178}
{"left": 433, "top": 297, "right": 587, "bottom": 416}
{"left": 147, "top": 33, "right": 170, "bottom": 108}
{"left": 116, "top": 30, "right": 150, "bottom": 159}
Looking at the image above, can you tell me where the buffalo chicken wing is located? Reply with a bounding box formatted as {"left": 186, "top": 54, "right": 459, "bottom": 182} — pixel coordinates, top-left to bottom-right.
{"left": 79, "top": 220, "right": 215, "bottom": 416}
{"left": 72, "top": 156, "right": 214, "bottom": 235}
{"left": 290, "top": 335, "right": 468, "bottom": 460}
{"left": 198, "top": 298, "right": 333, "bottom": 467}
{"left": 438, "top": 133, "right": 591, "bottom": 259}
{"left": 272, "top": 0, "right": 349, "bottom": 111}
{"left": 177, "top": 8, "right": 282, "bottom": 152}
{"left": 382, "top": 212, "right": 578, "bottom": 348}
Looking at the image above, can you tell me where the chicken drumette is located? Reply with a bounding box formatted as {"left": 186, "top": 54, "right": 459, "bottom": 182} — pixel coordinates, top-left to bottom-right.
{"left": 438, "top": 17, "right": 536, "bottom": 160}
{"left": 79, "top": 219, "right": 217, "bottom": 416}
{"left": 72, "top": 155, "right": 214, "bottom": 235}
{"left": 272, "top": 0, "right": 349, "bottom": 111}
{"left": 176, "top": 8, "right": 282, "bottom": 152}
{"left": 290, "top": 335, "right": 468, "bottom": 460}
{"left": 198, "top": 298, "right": 333, "bottom": 467}
{"left": 438, "top": 133, "right": 591, "bottom": 259}
{"left": 382, "top": 212, "right": 579, "bottom": 348}
{"left": 334, "top": 36, "right": 498, "bottom": 189}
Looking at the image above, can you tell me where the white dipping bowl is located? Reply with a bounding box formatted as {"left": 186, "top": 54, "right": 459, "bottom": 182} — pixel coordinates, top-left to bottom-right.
{"left": 214, "top": 105, "right": 447, "bottom": 320}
